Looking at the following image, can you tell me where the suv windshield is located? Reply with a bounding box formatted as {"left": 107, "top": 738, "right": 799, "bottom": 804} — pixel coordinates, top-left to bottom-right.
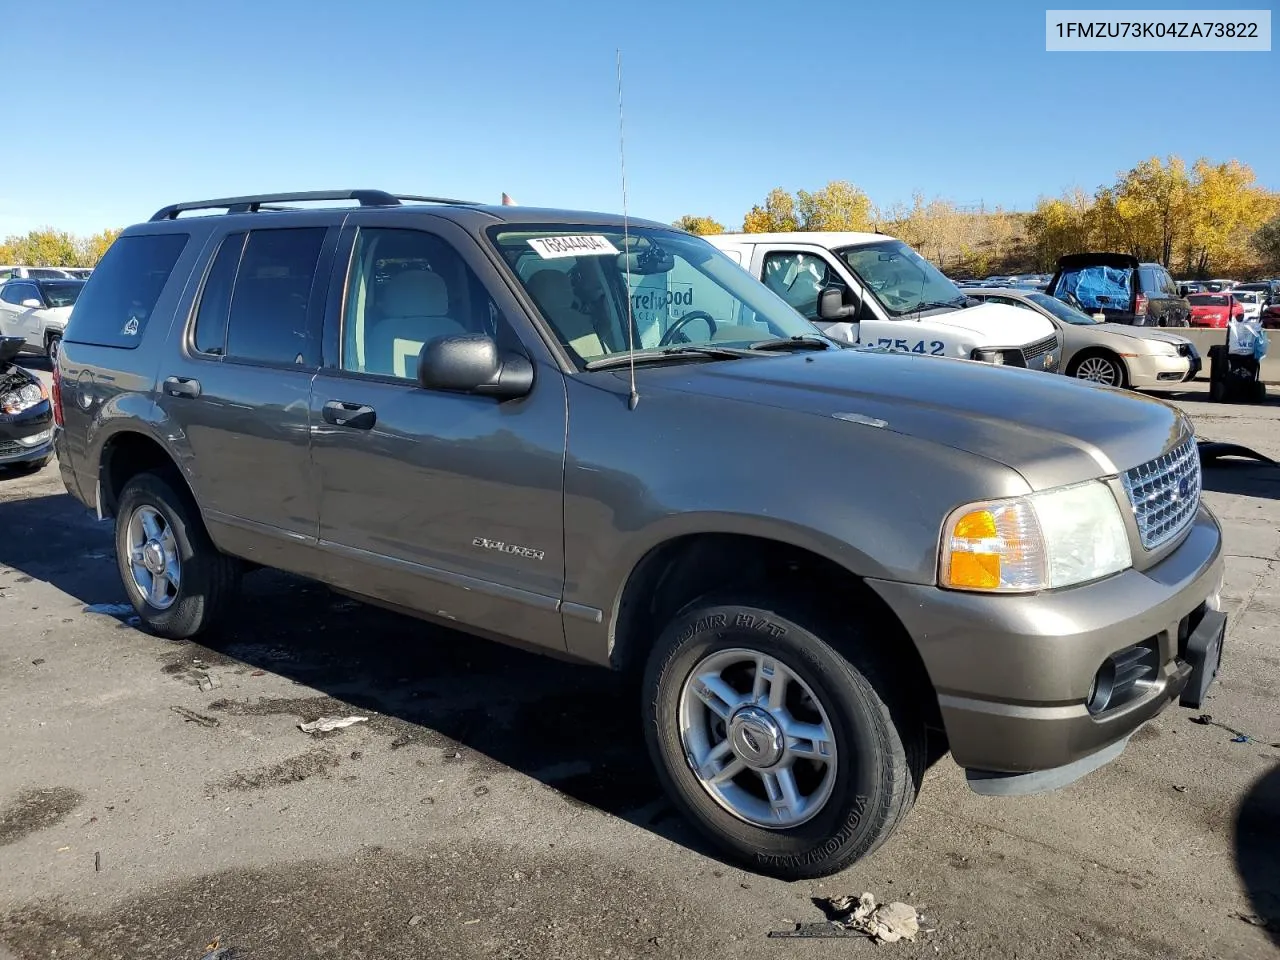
{"left": 39, "top": 281, "right": 84, "bottom": 308}
{"left": 1027, "top": 291, "right": 1100, "bottom": 324}
{"left": 488, "top": 226, "right": 824, "bottom": 365}
{"left": 835, "top": 240, "right": 966, "bottom": 317}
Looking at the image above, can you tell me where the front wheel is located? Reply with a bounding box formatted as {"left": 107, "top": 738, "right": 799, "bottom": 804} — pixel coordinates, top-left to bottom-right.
{"left": 45, "top": 333, "right": 61, "bottom": 363}
{"left": 1071, "top": 351, "right": 1128, "bottom": 388}
{"left": 642, "top": 595, "right": 925, "bottom": 880}
{"left": 114, "top": 472, "right": 241, "bottom": 639}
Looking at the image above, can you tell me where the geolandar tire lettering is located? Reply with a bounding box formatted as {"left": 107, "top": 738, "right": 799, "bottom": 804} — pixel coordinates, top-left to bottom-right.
{"left": 642, "top": 593, "right": 926, "bottom": 880}
{"left": 114, "top": 472, "right": 241, "bottom": 640}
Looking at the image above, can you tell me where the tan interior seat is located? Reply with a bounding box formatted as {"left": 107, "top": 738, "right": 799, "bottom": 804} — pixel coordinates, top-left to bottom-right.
{"left": 525, "top": 270, "right": 605, "bottom": 360}
{"left": 367, "top": 270, "right": 466, "bottom": 378}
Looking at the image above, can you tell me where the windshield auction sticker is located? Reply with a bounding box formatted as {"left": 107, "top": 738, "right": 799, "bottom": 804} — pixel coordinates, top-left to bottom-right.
{"left": 528, "top": 235, "right": 621, "bottom": 259}
{"left": 1046, "top": 9, "right": 1271, "bottom": 51}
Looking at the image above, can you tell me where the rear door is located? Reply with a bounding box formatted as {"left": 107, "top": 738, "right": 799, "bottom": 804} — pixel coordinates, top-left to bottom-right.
{"left": 157, "top": 222, "right": 339, "bottom": 578}
{"left": 308, "top": 215, "right": 569, "bottom": 652}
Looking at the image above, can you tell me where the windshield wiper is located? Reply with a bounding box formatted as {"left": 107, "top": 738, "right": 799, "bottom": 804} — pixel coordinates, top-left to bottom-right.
{"left": 584, "top": 344, "right": 755, "bottom": 371}
{"left": 747, "top": 335, "right": 834, "bottom": 352}
{"left": 903, "top": 299, "right": 966, "bottom": 314}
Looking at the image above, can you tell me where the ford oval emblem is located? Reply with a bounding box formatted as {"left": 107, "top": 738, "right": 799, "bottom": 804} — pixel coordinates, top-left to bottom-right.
{"left": 1177, "top": 475, "right": 1192, "bottom": 500}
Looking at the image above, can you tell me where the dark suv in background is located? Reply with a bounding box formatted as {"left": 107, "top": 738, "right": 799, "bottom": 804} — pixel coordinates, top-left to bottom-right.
{"left": 50, "top": 190, "right": 1225, "bottom": 880}
{"left": 1047, "top": 253, "right": 1191, "bottom": 327}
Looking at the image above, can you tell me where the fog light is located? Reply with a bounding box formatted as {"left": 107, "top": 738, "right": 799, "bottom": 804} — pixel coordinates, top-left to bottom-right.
{"left": 16, "top": 429, "right": 53, "bottom": 447}
{"left": 1087, "top": 659, "right": 1116, "bottom": 715}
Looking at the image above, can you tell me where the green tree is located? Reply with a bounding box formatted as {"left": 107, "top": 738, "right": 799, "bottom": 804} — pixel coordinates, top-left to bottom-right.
{"left": 672, "top": 215, "right": 725, "bottom": 236}
{"left": 742, "top": 188, "right": 798, "bottom": 233}
{"left": 1252, "top": 215, "right": 1280, "bottom": 272}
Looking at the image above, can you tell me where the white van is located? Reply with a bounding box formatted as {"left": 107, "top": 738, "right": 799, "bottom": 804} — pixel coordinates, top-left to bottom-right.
{"left": 706, "top": 232, "right": 1061, "bottom": 371}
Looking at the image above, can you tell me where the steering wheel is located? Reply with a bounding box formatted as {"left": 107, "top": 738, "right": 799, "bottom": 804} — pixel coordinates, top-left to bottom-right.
{"left": 658, "top": 310, "right": 717, "bottom": 346}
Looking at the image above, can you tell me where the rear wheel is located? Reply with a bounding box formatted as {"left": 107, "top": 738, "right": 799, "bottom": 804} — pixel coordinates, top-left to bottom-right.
{"left": 1071, "top": 351, "right": 1128, "bottom": 388}
{"left": 642, "top": 594, "right": 925, "bottom": 880}
{"left": 114, "top": 472, "right": 240, "bottom": 639}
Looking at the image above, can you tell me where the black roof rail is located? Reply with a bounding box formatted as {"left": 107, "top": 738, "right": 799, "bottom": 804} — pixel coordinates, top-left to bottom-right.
{"left": 148, "top": 190, "right": 476, "bottom": 222}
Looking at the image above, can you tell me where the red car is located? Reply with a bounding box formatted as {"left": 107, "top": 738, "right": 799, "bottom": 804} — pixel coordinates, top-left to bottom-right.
{"left": 1262, "top": 301, "right": 1280, "bottom": 329}
{"left": 1187, "top": 292, "right": 1244, "bottom": 328}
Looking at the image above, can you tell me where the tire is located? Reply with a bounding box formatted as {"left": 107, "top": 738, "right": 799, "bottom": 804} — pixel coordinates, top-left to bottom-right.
{"left": 45, "top": 333, "right": 61, "bottom": 363}
{"left": 642, "top": 594, "right": 925, "bottom": 880}
{"left": 114, "top": 472, "right": 240, "bottom": 639}
{"left": 1070, "top": 351, "right": 1128, "bottom": 388}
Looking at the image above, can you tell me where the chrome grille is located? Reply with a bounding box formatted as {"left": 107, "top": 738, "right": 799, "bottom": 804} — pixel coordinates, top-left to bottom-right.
{"left": 1121, "top": 438, "right": 1201, "bottom": 550}
{"left": 1020, "top": 334, "right": 1058, "bottom": 363}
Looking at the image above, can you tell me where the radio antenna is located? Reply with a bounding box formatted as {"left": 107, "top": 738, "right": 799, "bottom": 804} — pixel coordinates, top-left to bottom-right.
{"left": 617, "top": 48, "right": 639, "bottom": 410}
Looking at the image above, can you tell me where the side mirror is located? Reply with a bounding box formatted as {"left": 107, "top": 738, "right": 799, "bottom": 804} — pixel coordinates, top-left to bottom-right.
{"left": 21, "top": 298, "right": 42, "bottom": 309}
{"left": 417, "top": 333, "right": 533, "bottom": 401}
{"left": 817, "top": 286, "right": 859, "bottom": 321}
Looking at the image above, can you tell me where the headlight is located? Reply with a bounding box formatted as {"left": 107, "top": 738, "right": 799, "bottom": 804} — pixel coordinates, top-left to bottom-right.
{"left": 971, "top": 347, "right": 1006, "bottom": 365}
{"left": 940, "top": 481, "right": 1132, "bottom": 592}
{"left": 0, "top": 382, "right": 47, "bottom": 415}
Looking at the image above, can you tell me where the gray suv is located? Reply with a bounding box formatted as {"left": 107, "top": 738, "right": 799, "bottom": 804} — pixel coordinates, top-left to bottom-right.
{"left": 53, "top": 190, "right": 1226, "bottom": 879}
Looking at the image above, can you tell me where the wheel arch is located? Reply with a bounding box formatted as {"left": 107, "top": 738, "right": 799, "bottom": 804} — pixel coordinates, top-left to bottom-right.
{"left": 97, "top": 428, "right": 191, "bottom": 520}
{"left": 608, "top": 531, "right": 943, "bottom": 732}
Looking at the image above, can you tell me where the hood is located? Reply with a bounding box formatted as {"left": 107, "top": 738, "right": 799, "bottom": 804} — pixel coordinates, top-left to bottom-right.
{"left": 1094, "top": 323, "right": 1188, "bottom": 346}
{"left": 644, "top": 349, "right": 1189, "bottom": 491}
{"left": 932, "top": 300, "right": 1056, "bottom": 343}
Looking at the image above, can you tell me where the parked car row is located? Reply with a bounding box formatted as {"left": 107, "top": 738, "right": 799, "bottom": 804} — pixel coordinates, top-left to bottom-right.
{"left": 0, "top": 276, "right": 86, "bottom": 361}
{"left": 44, "top": 189, "right": 1226, "bottom": 882}
{"left": 0, "top": 265, "right": 92, "bottom": 281}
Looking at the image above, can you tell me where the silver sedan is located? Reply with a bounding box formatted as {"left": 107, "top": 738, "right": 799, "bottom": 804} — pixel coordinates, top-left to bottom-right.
{"left": 964, "top": 288, "right": 1199, "bottom": 389}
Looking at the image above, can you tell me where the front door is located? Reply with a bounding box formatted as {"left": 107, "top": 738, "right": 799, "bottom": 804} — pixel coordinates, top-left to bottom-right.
{"left": 157, "top": 224, "right": 338, "bottom": 577}
{"left": 0, "top": 281, "right": 41, "bottom": 347}
{"left": 753, "top": 246, "right": 865, "bottom": 345}
{"left": 309, "top": 218, "right": 569, "bottom": 651}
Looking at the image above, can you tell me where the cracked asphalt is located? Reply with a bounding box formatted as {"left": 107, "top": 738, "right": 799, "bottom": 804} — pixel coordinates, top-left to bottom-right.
{"left": 1, "top": 363, "right": 1278, "bottom": 960}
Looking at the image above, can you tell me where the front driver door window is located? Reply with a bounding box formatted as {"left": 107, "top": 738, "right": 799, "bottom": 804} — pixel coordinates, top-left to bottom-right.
{"left": 760, "top": 251, "right": 842, "bottom": 321}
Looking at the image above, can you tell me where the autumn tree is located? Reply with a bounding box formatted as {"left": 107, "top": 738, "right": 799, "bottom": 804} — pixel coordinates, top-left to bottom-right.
{"left": 742, "top": 188, "right": 799, "bottom": 233}
{"left": 1026, "top": 190, "right": 1090, "bottom": 269}
{"left": 0, "top": 227, "right": 122, "bottom": 267}
{"left": 795, "top": 180, "right": 872, "bottom": 232}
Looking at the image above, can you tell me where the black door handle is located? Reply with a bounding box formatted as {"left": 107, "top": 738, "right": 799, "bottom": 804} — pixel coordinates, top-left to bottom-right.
{"left": 322, "top": 400, "right": 376, "bottom": 430}
{"left": 163, "top": 376, "right": 201, "bottom": 399}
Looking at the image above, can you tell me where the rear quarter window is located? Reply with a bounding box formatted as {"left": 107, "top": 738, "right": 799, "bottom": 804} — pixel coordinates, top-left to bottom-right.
{"left": 64, "top": 233, "right": 189, "bottom": 348}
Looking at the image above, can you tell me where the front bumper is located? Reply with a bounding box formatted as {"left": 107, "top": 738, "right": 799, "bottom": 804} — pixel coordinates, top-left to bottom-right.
{"left": 867, "top": 504, "right": 1223, "bottom": 780}
{"left": 0, "top": 417, "right": 54, "bottom": 466}
{"left": 1127, "top": 350, "right": 1198, "bottom": 387}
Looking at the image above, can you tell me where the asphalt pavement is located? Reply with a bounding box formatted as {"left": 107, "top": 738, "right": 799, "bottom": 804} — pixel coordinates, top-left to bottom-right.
{"left": 1, "top": 362, "right": 1277, "bottom": 960}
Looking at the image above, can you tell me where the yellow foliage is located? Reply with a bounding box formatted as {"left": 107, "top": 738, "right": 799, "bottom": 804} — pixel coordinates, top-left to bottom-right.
{"left": 672, "top": 215, "right": 725, "bottom": 235}
{"left": 0, "top": 227, "right": 123, "bottom": 267}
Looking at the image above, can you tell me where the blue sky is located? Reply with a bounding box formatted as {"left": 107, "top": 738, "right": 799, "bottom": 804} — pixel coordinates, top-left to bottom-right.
{"left": 5, "top": 0, "right": 1277, "bottom": 236}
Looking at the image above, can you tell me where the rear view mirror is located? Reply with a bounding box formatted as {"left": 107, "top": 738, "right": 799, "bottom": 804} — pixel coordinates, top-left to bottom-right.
{"left": 818, "top": 286, "right": 859, "bottom": 321}
{"left": 417, "top": 333, "right": 533, "bottom": 401}
{"left": 21, "top": 298, "right": 42, "bottom": 309}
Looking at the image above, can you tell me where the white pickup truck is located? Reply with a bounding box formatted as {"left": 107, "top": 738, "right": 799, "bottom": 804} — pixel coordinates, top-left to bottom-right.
{"left": 706, "top": 231, "right": 1061, "bottom": 372}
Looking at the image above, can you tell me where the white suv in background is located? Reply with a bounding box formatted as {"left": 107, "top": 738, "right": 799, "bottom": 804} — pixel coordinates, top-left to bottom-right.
{"left": 707, "top": 232, "right": 1061, "bottom": 372}
{"left": 0, "top": 265, "right": 77, "bottom": 280}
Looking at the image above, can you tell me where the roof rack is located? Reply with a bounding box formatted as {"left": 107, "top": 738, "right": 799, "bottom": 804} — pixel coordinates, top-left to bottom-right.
{"left": 148, "top": 190, "right": 476, "bottom": 222}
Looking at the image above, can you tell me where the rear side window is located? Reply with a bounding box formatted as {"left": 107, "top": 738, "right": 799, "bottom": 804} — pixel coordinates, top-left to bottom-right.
{"left": 189, "top": 227, "right": 326, "bottom": 366}
{"left": 192, "top": 232, "right": 246, "bottom": 356}
{"left": 64, "top": 233, "right": 188, "bottom": 348}
{"left": 225, "top": 228, "right": 325, "bottom": 365}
